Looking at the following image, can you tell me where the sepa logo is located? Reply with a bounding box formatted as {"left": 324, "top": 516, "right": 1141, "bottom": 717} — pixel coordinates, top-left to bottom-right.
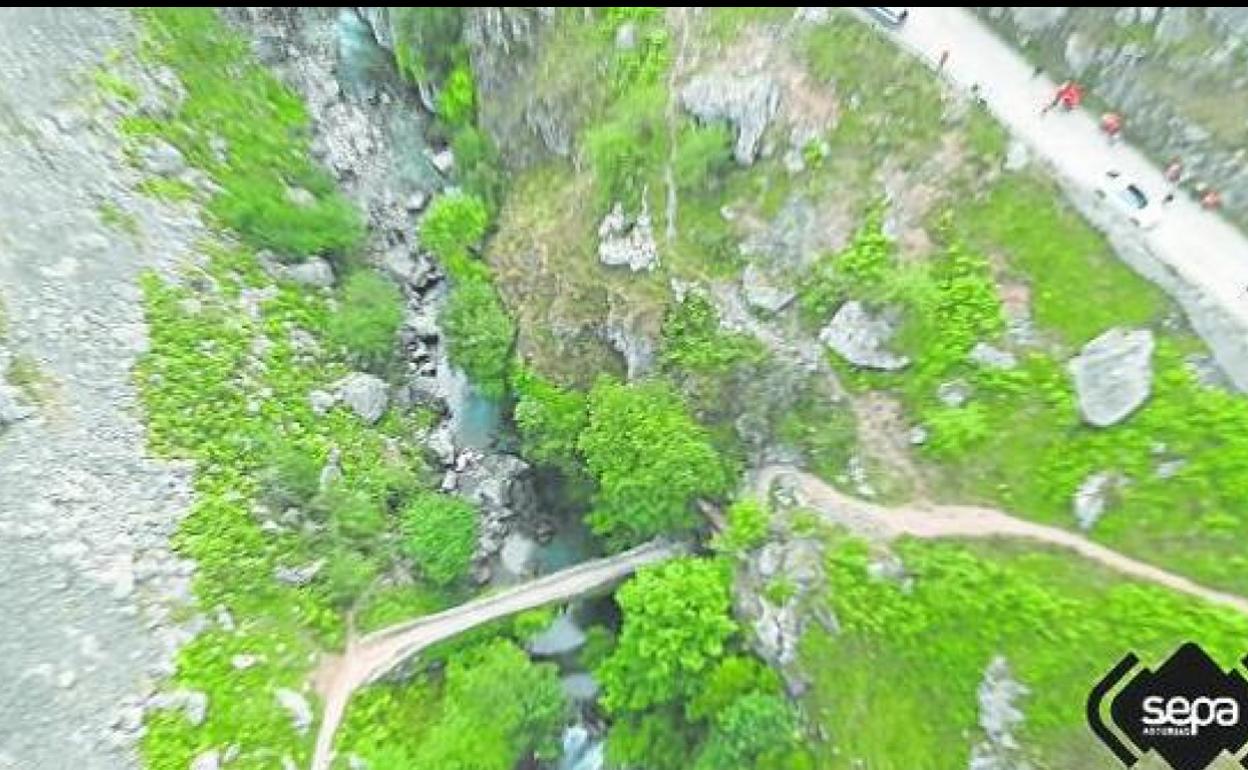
{"left": 1088, "top": 642, "right": 1248, "bottom": 770}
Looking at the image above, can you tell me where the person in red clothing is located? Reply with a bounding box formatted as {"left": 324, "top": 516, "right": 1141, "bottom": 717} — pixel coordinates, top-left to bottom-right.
{"left": 1201, "top": 189, "right": 1222, "bottom": 211}
{"left": 1100, "top": 112, "right": 1123, "bottom": 143}
{"left": 1043, "top": 81, "right": 1083, "bottom": 114}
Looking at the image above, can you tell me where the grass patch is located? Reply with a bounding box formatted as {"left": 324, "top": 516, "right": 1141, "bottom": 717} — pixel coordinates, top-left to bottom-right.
{"left": 803, "top": 534, "right": 1248, "bottom": 769}
{"left": 956, "top": 174, "right": 1165, "bottom": 346}
{"left": 5, "top": 354, "right": 52, "bottom": 405}
{"left": 98, "top": 201, "right": 141, "bottom": 237}
{"left": 132, "top": 8, "right": 363, "bottom": 259}
{"left": 136, "top": 176, "right": 197, "bottom": 203}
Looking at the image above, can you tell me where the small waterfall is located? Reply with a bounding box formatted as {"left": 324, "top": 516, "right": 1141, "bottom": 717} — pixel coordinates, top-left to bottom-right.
{"left": 558, "top": 724, "right": 605, "bottom": 770}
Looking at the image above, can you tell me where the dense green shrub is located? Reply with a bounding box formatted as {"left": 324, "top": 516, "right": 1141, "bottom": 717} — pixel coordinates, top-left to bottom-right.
{"left": 451, "top": 126, "right": 505, "bottom": 213}
{"left": 327, "top": 271, "right": 403, "bottom": 370}
{"left": 437, "top": 63, "right": 476, "bottom": 128}
{"left": 585, "top": 84, "right": 667, "bottom": 211}
{"left": 694, "top": 692, "right": 805, "bottom": 770}
{"left": 412, "top": 640, "right": 566, "bottom": 769}
{"left": 715, "top": 498, "right": 770, "bottom": 554}
{"left": 597, "top": 558, "right": 737, "bottom": 712}
{"left": 661, "top": 293, "right": 765, "bottom": 373}
{"left": 798, "top": 210, "right": 893, "bottom": 325}
{"left": 318, "top": 485, "right": 387, "bottom": 546}
{"left": 258, "top": 440, "right": 322, "bottom": 509}
{"left": 401, "top": 492, "right": 478, "bottom": 586}
{"left": 512, "top": 368, "right": 589, "bottom": 470}
{"left": 440, "top": 277, "right": 515, "bottom": 399}
{"left": 392, "top": 7, "right": 464, "bottom": 85}
{"left": 606, "top": 709, "right": 696, "bottom": 770}
{"left": 420, "top": 192, "right": 490, "bottom": 264}
{"left": 579, "top": 379, "right": 730, "bottom": 546}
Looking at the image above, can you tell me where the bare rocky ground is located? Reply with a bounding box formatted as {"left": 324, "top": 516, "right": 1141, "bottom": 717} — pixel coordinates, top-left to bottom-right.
{"left": 0, "top": 9, "right": 200, "bottom": 769}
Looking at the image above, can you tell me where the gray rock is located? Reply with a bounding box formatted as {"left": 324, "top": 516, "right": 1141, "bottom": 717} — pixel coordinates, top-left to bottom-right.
{"left": 147, "top": 689, "right": 207, "bottom": 727}
{"left": 424, "top": 424, "right": 456, "bottom": 467}
{"left": 231, "top": 654, "right": 261, "bottom": 670}
{"left": 615, "top": 22, "right": 637, "bottom": 50}
{"left": 1003, "top": 140, "right": 1030, "bottom": 172}
{"left": 908, "top": 426, "right": 928, "bottom": 445}
{"left": 1073, "top": 471, "right": 1122, "bottom": 530}
{"left": 308, "top": 389, "right": 337, "bottom": 415}
{"left": 1009, "top": 7, "right": 1068, "bottom": 34}
{"left": 1063, "top": 32, "right": 1095, "bottom": 74}
{"left": 429, "top": 148, "right": 455, "bottom": 175}
{"left": 336, "top": 372, "right": 389, "bottom": 424}
{"left": 1155, "top": 7, "right": 1193, "bottom": 45}
{"left": 937, "top": 380, "right": 972, "bottom": 408}
{"left": 1068, "top": 328, "right": 1154, "bottom": 427}
{"left": 274, "top": 689, "right": 313, "bottom": 734}
{"left": 499, "top": 532, "right": 537, "bottom": 578}
{"left": 190, "top": 750, "right": 220, "bottom": 770}
{"left": 598, "top": 202, "right": 659, "bottom": 272}
{"left": 285, "top": 257, "right": 335, "bottom": 288}
{"left": 742, "top": 263, "right": 796, "bottom": 313}
{"left": 273, "top": 560, "right": 324, "bottom": 587}
{"left": 0, "top": 385, "right": 32, "bottom": 426}
{"left": 284, "top": 186, "right": 316, "bottom": 208}
{"left": 969, "top": 657, "right": 1030, "bottom": 770}
{"left": 527, "top": 612, "right": 587, "bottom": 657}
{"left": 818, "top": 301, "right": 910, "bottom": 371}
{"left": 969, "top": 342, "right": 1018, "bottom": 370}
{"left": 139, "top": 139, "right": 186, "bottom": 177}
{"left": 604, "top": 314, "right": 656, "bottom": 381}
{"left": 562, "top": 673, "right": 601, "bottom": 703}
{"left": 1155, "top": 458, "right": 1186, "bottom": 479}
{"left": 681, "top": 73, "right": 779, "bottom": 165}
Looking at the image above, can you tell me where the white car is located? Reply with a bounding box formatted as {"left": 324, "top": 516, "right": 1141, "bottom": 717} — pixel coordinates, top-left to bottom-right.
{"left": 1096, "top": 173, "right": 1161, "bottom": 230}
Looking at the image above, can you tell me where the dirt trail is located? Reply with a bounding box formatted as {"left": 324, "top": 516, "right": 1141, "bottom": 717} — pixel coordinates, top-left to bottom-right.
{"left": 309, "top": 541, "right": 681, "bottom": 770}
{"left": 757, "top": 465, "right": 1248, "bottom": 617}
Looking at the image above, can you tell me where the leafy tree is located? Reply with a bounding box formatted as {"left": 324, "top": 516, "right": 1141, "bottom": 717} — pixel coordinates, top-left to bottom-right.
{"left": 412, "top": 640, "right": 566, "bottom": 769}
{"left": 605, "top": 709, "right": 696, "bottom": 770}
{"left": 440, "top": 277, "right": 515, "bottom": 399}
{"left": 714, "top": 497, "right": 771, "bottom": 554}
{"left": 452, "top": 126, "right": 505, "bottom": 213}
{"left": 512, "top": 368, "right": 588, "bottom": 470}
{"left": 579, "top": 379, "right": 730, "bottom": 546}
{"left": 597, "top": 558, "right": 737, "bottom": 712}
{"left": 420, "top": 192, "right": 490, "bottom": 263}
{"left": 686, "top": 655, "right": 782, "bottom": 722}
{"left": 694, "top": 692, "right": 804, "bottom": 770}
{"left": 328, "top": 271, "right": 403, "bottom": 370}
{"left": 401, "top": 492, "right": 478, "bottom": 585}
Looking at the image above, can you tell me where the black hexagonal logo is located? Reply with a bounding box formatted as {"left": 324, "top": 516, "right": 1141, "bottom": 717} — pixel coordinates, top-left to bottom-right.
{"left": 1088, "top": 643, "right": 1248, "bottom": 770}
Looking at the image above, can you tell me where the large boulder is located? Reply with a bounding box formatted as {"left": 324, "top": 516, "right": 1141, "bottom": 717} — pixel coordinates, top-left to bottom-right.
{"left": 498, "top": 531, "right": 537, "bottom": 578}
{"left": 0, "top": 384, "right": 32, "bottom": 427}
{"left": 285, "top": 257, "right": 335, "bottom": 288}
{"left": 1068, "top": 328, "right": 1154, "bottom": 427}
{"left": 335, "top": 372, "right": 389, "bottom": 424}
{"left": 969, "top": 657, "right": 1031, "bottom": 770}
{"left": 742, "top": 263, "right": 796, "bottom": 313}
{"left": 819, "top": 302, "right": 910, "bottom": 371}
{"left": 598, "top": 202, "right": 659, "bottom": 272}
{"left": 681, "top": 73, "right": 779, "bottom": 165}
{"left": 273, "top": 689, "right": 313, "bottom": 734}
{"left": 526, "top": 612, "right": 586, "bottom": 657}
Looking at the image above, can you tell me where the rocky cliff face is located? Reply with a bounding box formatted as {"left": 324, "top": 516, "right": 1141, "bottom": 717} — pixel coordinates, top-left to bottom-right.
{"left": 976, "top": 7, "right": 1248, "bottom": 231}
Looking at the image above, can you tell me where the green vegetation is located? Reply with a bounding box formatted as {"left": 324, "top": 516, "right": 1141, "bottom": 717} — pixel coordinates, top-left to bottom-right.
{"left": 661, "top": 293, "right": 766, "bottom": 373}
{"left": 598, "top": 558, "right": 737, "bottom": 712}
{"left": 401, "top": 492, "right": 478, "bottom": 586}
{"left": 327, "top": 271, "right": 403, "bottom": 371}
{"left": 958, "top": 175, "right": 1164, "bottom": 345}
{"left": 511, "top": 367, "right": 589, "bottom": 471}
{"left": 409, "top": 639, "right": 566, "bottom": 769}
{"left": 420, "top": 192, "right": 490, "bottom": 265}
{"left": 97, "top": 200, "right": 141, "bottom": 236}
{"left": 696, "top": 691, "right": 804, "bottom": 770}
{"left": 391, "top": 7, "right": 463, "bottom": 86}
{"left": 437, "top": 63, "right": 476, "bottom": 128}
{"left": 715, "top": 497, "right": 770, "bottom": 554}
{"left": 440, "top": 276, "right": 515, "bottom": 399}
{"left": 5, "top": 353, "right": 52, "bottom": 405}
{"left": 580, "top": 379, "right": 731, "bottom": 547}
{"left": 585, "top": 83, "right": 668, "bottom": 211}
{"left": 131, "top": 8, "right": 363, "bottom": 259}
{"left": 804, "top": 534, "right": 1248, "bottom": 767}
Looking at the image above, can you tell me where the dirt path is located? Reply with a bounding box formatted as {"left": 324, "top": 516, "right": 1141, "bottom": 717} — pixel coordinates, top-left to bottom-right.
{"left": 0, "top": 8, "right": 200, "bottom": 769}
{"left": 309, "top": 541, "right": 681, "bottom": 770}
{"left": 869, "top": 8, "right": 1248, "bottom": 390}
{"left": 757, "top": 465, "right": 1248, "bottom": 617}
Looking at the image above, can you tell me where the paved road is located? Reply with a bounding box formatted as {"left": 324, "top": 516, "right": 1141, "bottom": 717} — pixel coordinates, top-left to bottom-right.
{"left": 757, "top": 465, "right": 1248, "bottom": 617}
{"left": 309, "top": 540, "right": 683, "bottom": 770}
{"left": 873, "top": 8, "right": 1248, "bottom": 389}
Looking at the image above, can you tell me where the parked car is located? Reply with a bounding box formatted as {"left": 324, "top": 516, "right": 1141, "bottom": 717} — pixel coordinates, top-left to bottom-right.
{"left": 1096, "top": 172, "right": 1160, "bottom": 230}
{"left": 865, "top": 7, "right": 910, "bottom": 27}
